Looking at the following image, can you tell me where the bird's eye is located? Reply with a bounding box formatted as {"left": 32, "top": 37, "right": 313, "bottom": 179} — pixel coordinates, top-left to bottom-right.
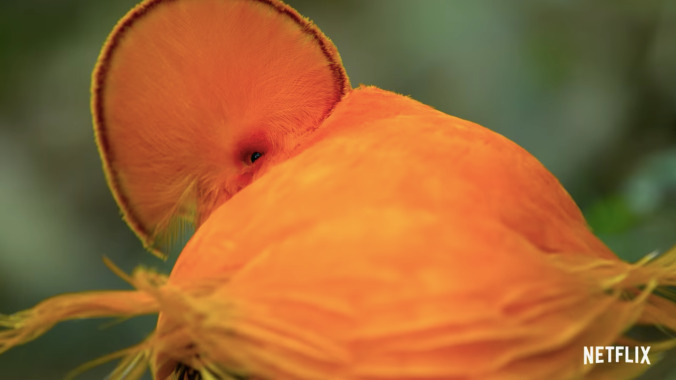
{"left": 250, "top": 152, "right": 263, "bottom": 163}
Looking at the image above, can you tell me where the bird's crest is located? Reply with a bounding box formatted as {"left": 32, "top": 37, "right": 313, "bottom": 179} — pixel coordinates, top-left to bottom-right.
{"left": 92, "top": 0, "right": 350, "bottom": 257}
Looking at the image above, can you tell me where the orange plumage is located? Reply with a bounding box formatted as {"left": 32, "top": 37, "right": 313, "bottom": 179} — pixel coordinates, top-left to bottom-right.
{"left": 94, "top": 0, "right": 348, "bottom": 252}
{"left": 1, "top": 0, "right": 675, "bottom": 379}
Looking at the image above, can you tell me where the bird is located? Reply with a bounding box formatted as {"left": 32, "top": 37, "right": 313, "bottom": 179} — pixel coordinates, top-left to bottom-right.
{"left": 1, "top": 0, "right": 675, "bottom": 379}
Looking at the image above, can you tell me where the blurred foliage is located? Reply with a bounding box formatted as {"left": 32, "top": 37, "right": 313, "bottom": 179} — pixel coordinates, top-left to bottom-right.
{"left": 0, "top": 0, "right": 674, "bottom": 379}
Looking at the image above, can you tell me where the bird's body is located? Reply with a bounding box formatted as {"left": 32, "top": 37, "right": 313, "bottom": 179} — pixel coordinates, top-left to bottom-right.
{"left": 169, "top": 85, "right": 616, "bottom": 283}
{"left": 151, "top": 87, "right": 670, "bottom": 380}
{"left": 0, "top": 0, "right": 675, "bottom": 379}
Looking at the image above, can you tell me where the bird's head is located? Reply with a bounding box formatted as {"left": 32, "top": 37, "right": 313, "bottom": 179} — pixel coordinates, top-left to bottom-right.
{"left": 93, "top": 0, "right": 350, "bottom": 255}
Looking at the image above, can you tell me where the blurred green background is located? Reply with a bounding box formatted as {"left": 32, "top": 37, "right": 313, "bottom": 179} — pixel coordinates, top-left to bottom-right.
{"left": 1, "top": 0, "right": 675, "bottom": 379}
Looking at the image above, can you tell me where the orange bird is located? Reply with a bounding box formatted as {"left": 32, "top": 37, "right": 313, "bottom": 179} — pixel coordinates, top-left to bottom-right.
{"left": 1, "top": 1, "right": 675, "bottom": 379}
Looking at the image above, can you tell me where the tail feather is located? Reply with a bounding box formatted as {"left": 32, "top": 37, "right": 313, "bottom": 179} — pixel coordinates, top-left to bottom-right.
{"left": 623, "top": 246, "right": 676, "bottom": 335}
{"left": 0, "top": 290, "right": 158, "bottom": 355}
{"left": 580, "top": 245, "right": 676, "bottom": 379}
{"left": 0, "top": 261, "right": 164, "bottom": 378}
